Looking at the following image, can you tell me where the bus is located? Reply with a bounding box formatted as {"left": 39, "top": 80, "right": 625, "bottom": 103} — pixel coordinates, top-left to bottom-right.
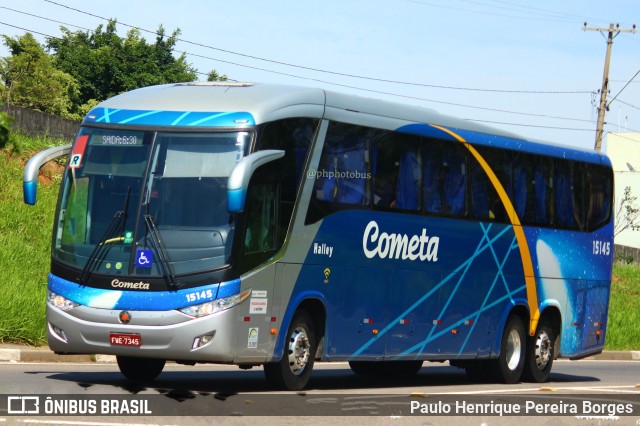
{"left": 23, "top": 82, "right": 614, "bottom": 390}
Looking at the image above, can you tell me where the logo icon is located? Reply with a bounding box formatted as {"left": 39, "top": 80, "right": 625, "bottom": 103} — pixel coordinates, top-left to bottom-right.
{"left": 7, "top": 396, "right": 40, "bottom": 414}
{"left": 135, "top": 250, "right": 153, "bottom": 268}
{"left": 119, "top": 311, "right": 132, "bottom": 324}
{"left": 323, "top": 268, "right": 331, "bottom": 283}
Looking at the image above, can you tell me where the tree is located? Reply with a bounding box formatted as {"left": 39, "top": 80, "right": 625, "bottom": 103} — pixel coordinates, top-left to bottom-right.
{"left": 0, "top": 33, "right": 79, "bottom": 118}
{"left": 614, "top": 186, "right": 640, "bottom": 237}
{"left": 207, "top": 70, "right": 228, "bottom": 82}
{"left": 47, "top": 20, "right": 200, "bottom": 107}
{"left": 0, "top": 105, "right": 14, "bottom": 150}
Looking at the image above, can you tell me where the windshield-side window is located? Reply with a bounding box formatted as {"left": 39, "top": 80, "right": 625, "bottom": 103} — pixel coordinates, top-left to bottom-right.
{"left": 137, "top": 132, "right": 250, "bottom": 275}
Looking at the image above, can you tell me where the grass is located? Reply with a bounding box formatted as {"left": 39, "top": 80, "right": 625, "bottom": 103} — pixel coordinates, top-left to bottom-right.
{"left": 0, "top": 133, "right": 638, "bottom": 350}
{"left": 0, "top": 134, "right": 65, "bottom": 345}
{"left": 606, "top": 262, "right": 640, "bottom": 350}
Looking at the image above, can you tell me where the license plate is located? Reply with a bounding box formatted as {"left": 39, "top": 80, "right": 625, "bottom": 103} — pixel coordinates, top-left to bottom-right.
{"left": 110, "top": 333, "right": 141, "bottom": 347}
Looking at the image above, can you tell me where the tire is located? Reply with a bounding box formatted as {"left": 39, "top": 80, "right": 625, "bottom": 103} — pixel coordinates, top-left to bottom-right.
{"left": 116, "top": 356, "right": 165, "bottom": 381}
{"left": 264, "top": 310, "right": 316, "bottom": 390}
{"left": 491, "top": 315, "right": 526, "bottom": 384}
{"left": 522, "top": 320, "right": 555, "bottom": 382}
{"left": 349, "top": 360, "right": 423, "bottom": 376}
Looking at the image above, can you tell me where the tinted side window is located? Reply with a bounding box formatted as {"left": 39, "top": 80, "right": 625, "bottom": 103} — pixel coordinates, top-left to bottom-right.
{"left": 305, "top": 122, "right": 374, "bottom": 224}
{"left": 256, "top": 118, "right": 318, "bottom": 241}
{"left": 554, "top": 159, "right": 585, "bottom": 230}
{"left": 469, "top": 151, "right": 507, "bottom": 222}
{"left": 586, "top": 164, "right": 613, "bottom": 231}
{"left": 423, "top": 138, "right": 468, "bottom": 217}
{"left": 313, "top": 122, "right": 371, "bottom": 205}
{"left": 374, "top": 133, "right": 421, "bottom": 211}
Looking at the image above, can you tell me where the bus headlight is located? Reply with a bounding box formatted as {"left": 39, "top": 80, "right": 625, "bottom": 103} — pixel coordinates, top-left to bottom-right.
{"left": 48, "top": 291, "right": 80, "bottom": 311}
{"left": 179, "top": 289, "right": 251, "bottom": 318}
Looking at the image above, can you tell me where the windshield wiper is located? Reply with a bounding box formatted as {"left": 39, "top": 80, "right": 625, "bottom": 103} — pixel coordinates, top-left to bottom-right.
{"left": 143, "top": 214, "right": 179, "bottom": 289}
{"left": 79, "top": 187, "right": 131, "bottom": 285}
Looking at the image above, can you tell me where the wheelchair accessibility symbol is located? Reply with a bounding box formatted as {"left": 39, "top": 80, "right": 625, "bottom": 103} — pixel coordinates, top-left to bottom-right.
{"left": 136, "top": 250, "right": 153, "bottom": 268}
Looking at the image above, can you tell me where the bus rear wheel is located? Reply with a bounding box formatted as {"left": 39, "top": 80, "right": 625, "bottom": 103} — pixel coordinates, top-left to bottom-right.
{"left": 522, "top": 320, "right": 555, "bottom": 382}
{"left": 264, "top": 310, "right": 316, "bottom": 390}
{"left": 491, "top": 315, "right": 525, "bottom": 384}
{"left": 116, "top": 356, "right": 165, "bottom": 381}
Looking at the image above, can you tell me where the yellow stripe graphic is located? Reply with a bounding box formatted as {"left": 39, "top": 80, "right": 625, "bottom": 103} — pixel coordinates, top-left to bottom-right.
{"left": 430, "top": 124, "right": 540, "bottom": 335}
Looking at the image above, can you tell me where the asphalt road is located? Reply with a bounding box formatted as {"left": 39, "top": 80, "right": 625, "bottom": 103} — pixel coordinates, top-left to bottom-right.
{"left": 0, "top": 359, "right": 639, "bottom": 425}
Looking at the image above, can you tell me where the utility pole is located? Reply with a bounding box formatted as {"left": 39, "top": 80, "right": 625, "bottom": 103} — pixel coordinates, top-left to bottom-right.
{"left": 584, "top": 23, "right": 636, "bottom": 151}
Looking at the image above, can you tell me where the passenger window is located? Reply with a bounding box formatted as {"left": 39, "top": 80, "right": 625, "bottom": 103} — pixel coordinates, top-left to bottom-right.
{"left": 586, "top": 165, "right": 612, "bottom": 231}
{"left": 470, "top": 154, "right": 507, "bottom": 222}
{"left": 313, "top": 122, "right": 371, "bottom": 205}
{"left": 529, "top": 156, "right": 553, "bottom": 226}
{"left": 373, "top": 133, "right": 421, "bottom": 211}
{"left": 554, "top": 160, "right": 585, "bottom": 230}
{"left": 423, "top": 139, "right": 468, "bottom": 216}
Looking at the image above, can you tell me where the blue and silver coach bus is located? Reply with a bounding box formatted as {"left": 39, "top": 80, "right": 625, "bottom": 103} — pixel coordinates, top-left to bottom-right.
{"left": 23, "top": 82, "right": 613, "bottom": 390}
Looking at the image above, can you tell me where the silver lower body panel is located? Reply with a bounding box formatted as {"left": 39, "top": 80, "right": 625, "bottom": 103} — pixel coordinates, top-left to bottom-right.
{"left": 46, "top": 305, "right": 238, "bottom": 362}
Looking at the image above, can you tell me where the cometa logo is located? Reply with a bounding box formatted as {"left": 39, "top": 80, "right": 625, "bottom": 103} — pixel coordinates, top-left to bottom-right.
{"left": 111, "top": 279, "right": 151, "bottom": 290}
{"left": 362, "top": 220, "right": 440, "bottom": 262}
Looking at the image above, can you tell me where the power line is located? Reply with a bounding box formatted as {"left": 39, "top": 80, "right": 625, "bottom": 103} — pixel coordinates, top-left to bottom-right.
{"left": 613, "top": 99, "right": 640, "bottom": 111}
{"left": 0, "top": 19, "right": 598, "bottom": 132}
{"left": 584, "top": 22, "right": 637, "bottom": 151}
{"left": 608, "top": 69, "right": 640, "bottom": 106}
{"left": 0, "top": 18, "right": 213, "bottom": 79}
{"left": 0, "top": 6, "right": 90, "bottom": 33}
{"left": 41, "top": 0, "right": 592, "bottom": 95}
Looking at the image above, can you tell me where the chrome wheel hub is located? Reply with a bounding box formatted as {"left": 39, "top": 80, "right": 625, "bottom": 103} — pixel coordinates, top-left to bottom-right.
{"left": 287, "top": 326, "right": 310, "bottom": 375}
{"left": 506, "top": 328, "right": 522, "bottom": 371}
{"left": 534, "top": 330, "right": 552, "bottom": 369}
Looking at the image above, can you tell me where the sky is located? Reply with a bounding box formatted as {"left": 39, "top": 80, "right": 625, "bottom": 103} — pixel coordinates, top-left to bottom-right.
{"left": 0, "top": 0, "right": 639, "bottom": 151}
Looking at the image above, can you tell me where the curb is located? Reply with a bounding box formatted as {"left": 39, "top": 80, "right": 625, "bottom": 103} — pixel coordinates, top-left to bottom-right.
{"left": 0, "top": 344, "right": 114, "bottom": 363}
{"left": 0, "top": 344, "right": 638, "bottom": 363}
{"left": 585, "top": 350, "right": 640, "bottom": 361}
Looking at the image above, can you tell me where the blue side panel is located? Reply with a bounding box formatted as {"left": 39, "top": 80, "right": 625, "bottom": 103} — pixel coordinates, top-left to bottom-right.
{"left": 526, "top": 223, "right": 613, "bottom": 356}
{"left": 283, "top": 209, "right": 612, "bottom": 360}
{"left": 83, "top": 108, "right": 255, "bottom": 128}
{"left": 48, "top": 274, "right": 241, "bottom": 311}
{"left": 397, "top": 123, "right": 458, "bottom": 141}
{"left": 285, "top": 210, "right": 528, "bottom": 361}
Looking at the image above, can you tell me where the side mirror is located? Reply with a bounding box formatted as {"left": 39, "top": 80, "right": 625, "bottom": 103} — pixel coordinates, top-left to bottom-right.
{"left": 227, "top": 150, "right": 284, "bottom": 213}
{"left": 23, "top": 144, "right": 72, "bottom": 205}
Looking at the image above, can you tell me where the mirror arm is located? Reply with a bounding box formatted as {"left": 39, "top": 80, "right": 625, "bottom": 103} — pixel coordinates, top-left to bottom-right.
{"left": 23, "top": 144, "right": 72, "bottom": 205}
{"left": 227, "top": 150, "right": 285, "bottom": 213}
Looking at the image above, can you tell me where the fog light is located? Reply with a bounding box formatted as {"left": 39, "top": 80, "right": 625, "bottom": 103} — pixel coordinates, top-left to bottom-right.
{"left": 192, "top": 332, "right": 215, "bottom": 349}
{"left": 48, "top": 322, "right": 68, "bottom": 342}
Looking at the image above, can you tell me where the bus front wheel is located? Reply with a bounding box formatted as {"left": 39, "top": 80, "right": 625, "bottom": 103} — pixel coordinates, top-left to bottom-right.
{"left": 264, "top": 310, "right": 316, "bottom": 390}
{"left": 116, "top": 356, "right": 165, "bottom": 381}
{"left": 492, "top": 315, "right": 525, "bottom": 384}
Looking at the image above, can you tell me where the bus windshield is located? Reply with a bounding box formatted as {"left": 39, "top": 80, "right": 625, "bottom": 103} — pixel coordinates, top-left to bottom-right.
{"left": 54, "top": 128, "right": 250, "bottom": 279}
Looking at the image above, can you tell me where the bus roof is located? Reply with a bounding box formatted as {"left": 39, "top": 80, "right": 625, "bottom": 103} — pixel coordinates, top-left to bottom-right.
{"left": 86, "top": 82, "right": 609, "bottom": 166}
